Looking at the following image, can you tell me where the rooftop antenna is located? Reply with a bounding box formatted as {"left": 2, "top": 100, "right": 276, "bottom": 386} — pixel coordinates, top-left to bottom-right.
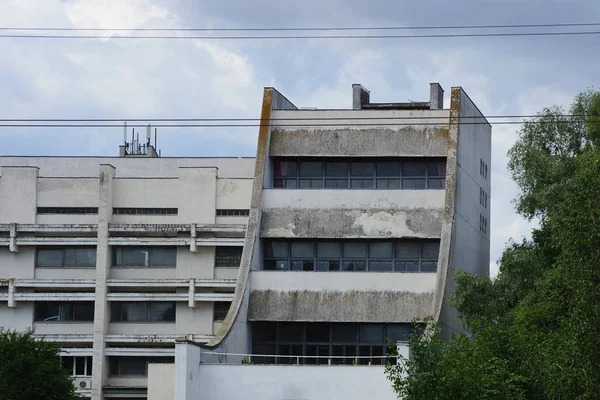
{"left": 146, "top": 124, "right": 151, "bottom": 145}
{"left": 154, "top": 127, "right": 158, "bottom": 150}
{"left": 123, "top": 121, "right": 127, "bottom": 145}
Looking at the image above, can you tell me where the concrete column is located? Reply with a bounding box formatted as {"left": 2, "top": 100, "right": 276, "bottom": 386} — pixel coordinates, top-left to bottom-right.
{"left": 9, "top": 223, "right": 18, "bottom": 252}
{"left": 91, "top": 164, "right": 115, "bottom": 400}
{"left": 352, "top": 84, "right": 370, "bottom": 109}
{"left": 0, "top": 166, "right": 38, "bottom": 223}
{"left": 430, "top": 83, "right": 444, "bottom": 110}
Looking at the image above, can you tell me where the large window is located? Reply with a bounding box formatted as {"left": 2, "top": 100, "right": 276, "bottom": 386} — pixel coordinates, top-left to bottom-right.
{"left": 35, "top": 302, "right": 94, "bottom": 322}
{"left": 252, "top": 322, "right": 410, "bottom": 365}
{"left": 112, "top": 247, "right": 176, "bottom": 268}
{"left": 273, "top": 158, "right": 446, "bottom": 190}
{"left": 215, "top": 247, "right": 243, "bottom": 268}
{"left": 37, "top": 207, "right": 98, "bottom": 214}
{"left": 109, "top": 357, "right": 174, "bottom": 376}
{"left": 264, "top": 240, "right": 439, "bottom": 272}
{"left": 36, "top": 247, "right": 96, "bottom": 268}
{"left": 111, "top": 302, "right": 176, "bottom": 322}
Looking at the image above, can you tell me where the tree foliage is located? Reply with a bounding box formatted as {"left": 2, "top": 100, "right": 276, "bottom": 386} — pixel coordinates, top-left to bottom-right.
{"left": 386, "top": 89, "right": 600, "bottom": 399}
{"left": 0, "top": 329, "right": 80, "bottom": 400}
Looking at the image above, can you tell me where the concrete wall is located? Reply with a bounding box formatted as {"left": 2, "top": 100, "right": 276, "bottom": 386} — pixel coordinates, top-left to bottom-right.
{"left": 171, "top": 343, "right": 396, "bottom": 400}
{"left": 37, "top": 178, "right": 99, "bottom": 207}
{"left": 261, "top": 189, "right": 444, "bottom": 238}
{"left": 269, "top": 109, "right": 450, "bottom": 157}
{"left": 148, "top": 363, "right": 174, "bottom": 400}
{"left": 0, "top": 167, "right": 38, "bottom": 223}
{"left": 249, "top": 271, "right": 435, "bottom": 322}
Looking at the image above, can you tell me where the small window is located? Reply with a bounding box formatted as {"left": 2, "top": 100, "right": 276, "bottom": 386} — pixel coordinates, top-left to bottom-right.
{"left": 215, "top": 247, "right": 243, "bottom": 268}
{"left": 216, "top": 209, "right": 250, "bottom": 216}
{"left": 36, "top": 247, "right": 96, "bottom": 268}
{"left": 34, "top": 302, "right": 94, "bottom": 322}
{"left": 112, "top": 247, "right": 176, "bottom": 268}
{"left": 214, "top": 302, "right": 231, "bottom": 321}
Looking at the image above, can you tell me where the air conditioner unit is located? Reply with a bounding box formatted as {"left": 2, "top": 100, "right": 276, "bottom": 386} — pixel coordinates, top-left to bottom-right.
{"left": 74, "top": 377, "right": 92, "bottom": 391}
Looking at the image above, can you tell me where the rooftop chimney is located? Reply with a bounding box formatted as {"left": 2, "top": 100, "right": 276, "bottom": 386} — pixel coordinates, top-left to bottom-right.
{"left": 430, "top": 83, "right": 444, "bottom": 110}
{"left": 352, "top": 84, "right": 370, "bottom": 109}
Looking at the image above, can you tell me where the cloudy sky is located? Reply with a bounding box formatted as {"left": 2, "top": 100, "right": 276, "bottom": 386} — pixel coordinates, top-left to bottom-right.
{"left": 1, "top": 0, "right": 599, "bottom": 276}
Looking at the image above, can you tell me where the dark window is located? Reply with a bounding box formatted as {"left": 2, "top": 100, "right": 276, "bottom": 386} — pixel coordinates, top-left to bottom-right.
{"left": 113, "top": 208, "right": 177, "bottom": 215}
{"left": 109, "top": 357, "right": 174, "bottom": 377}
{"left": 215, "top": 247, "right": 243, "bottom": 268}
{"left": 36, "top": 247, "right": 96, "bottom": 268}
{"left": 35, "top": 302, "right": 94, "bottom": 322}
{"left": 37, "top": 207, "right": 98, "bottom": 214}
{"left": 252, "top": 322, "right": 411, "bottom": 365}
{"left": 111, "top": 302, "right": 175, "bottom": 322}
{"left": 61, "top": 356, "right": 93, "bottom": 376}
{"left": 273, "top": 157, "right": 446, "bottom": 190}
{"left": 264, "top": 240, "right": 439, "bottom": 272}
{"left": 216, "top": 209, "right": 250, "bottom": 216}
{"left": 112, "top": 247, "right": 176, "bottom": 267}
{"left": 214, "top": 302, "right": 231, "bottom": 321}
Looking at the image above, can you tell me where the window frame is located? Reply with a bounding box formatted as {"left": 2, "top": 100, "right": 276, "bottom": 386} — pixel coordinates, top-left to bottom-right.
{"left": 263, "top": 239, "right": 439, "bottom": 273}
{"left": 213, "top": 301, "right": 231, "bottom": 321}
{"left": 35, "top": 247, "right": 97, "bottom": 268}
{"left": 112, "top": 246, "right": 177, "bottom": 268}
{"left": 110, "top": 301, "right": 176, "bottom": 323}
{"left": 34, "top": 302, "right": 95, "bottom": 322}
{"left": 272, "top": 157, "right": 446, "bottom": 190}
{"left": 108, "top": 356, "right": 174, "bottom": 377}
{"left": 215, "top": 247, "right": 243, "bottom": 268}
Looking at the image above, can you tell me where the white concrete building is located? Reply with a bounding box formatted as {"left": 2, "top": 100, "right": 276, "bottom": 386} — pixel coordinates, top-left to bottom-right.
{"left": 1, "top": 82, "right": 491, "bottom": 400}
{"left": 0, "top": 145, "right": 255, "bottom": 399}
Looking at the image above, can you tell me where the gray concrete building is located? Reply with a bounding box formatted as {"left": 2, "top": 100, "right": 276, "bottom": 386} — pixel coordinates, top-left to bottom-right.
{"left": 159, "top": 83, "right": 492, "bottom": 400}
{"left": 0, "top": 142, "right": 254, "bottom": 399}
{"left": 0, "top": 82, "right": 491, "bottom": 400}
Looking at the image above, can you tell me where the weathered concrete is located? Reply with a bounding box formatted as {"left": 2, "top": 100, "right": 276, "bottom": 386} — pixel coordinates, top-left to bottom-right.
{"left": 261, "top": 207, "right": 442, "bottom": 238}
{"left": 249, "top": 289, "right": 433, "bottom": 322}
{"left": 352, "top": 84, "right": 370, "bottom": 109}
{"left": 269, "top": 125, "right": 450, "bottom": 157}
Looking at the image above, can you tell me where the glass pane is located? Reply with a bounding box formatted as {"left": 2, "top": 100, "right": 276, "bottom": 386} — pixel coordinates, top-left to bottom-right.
{"left": 274, "top": 160, "right": 297, "bottom": 177}
{"left": 76, "top": 248, "right": 96, "bottom": 267}
{"left": 299, "top": 161, "right": 322, "bottom": 177}
{"left": 377, "top": 179, "right": 400, "bottom": 189}
{"left": 60, "top": 304, "right": 75, "bottom": 321}
{"left": 395, "top": 243, "right": 420, "bottom": 259}
{"left": 421, "top": 261, "right": 437, "bottom": 272}
{"left": 279, "top": 323, "right": 304, "bottom": 342}
{"left": 62, "top": 357, "right": 74, "bottom": 374}
{"left": 272, "top": 260, "right": 288, "bottom": 271}
{"left": 265, "top": 242, "right": 288, "bottom": 258}
{"left": 35, "top": 303, "right": 60, "bottom": 321}
{"left": 317, "top": 242, "right": 341, "bottom": 258}
{"left": 369, "top": 242, "right": 393, "bottom": 258}
{"left": 350, "top": 162, "right": 374, "bottom": 177}
{"left": 290, "top": 261, "right": 303, "bottom": 271}
{"left": 358, "top": 346, "right": 371, "bottom": 365}
{"left": 422, "top": 242, "right": 440, "bottom": 259}
{"left": 371, "top": 346, "right": 384, "bottom": 365}
{"left": 73, "top": 303, "right": 94, "bottom": 321}
{"left": 75, "top": 357, "right": 86, "bottom": 375}
{"left": 386, "top": 324, "right": 411, "bottom": 342}
{"left": 284, "top": 179, "right": 297, "bottom": 189}
{"left": 149, "top": 302, "right": 175, "bottom": 322}
{"left": 325, "top": 179, "right": 349, "bottom": 188}
{"left": 311, "top": 179, "right": 323, "bottom": 188}
{"left": 302, "top": 260, "right": 314, "bottom": 271}
{"left": 315, "top": 260, "right": 329, "bottom": 272}
{"left": 369, "top": 261, "right": 393, "bottom": 272}
{"left": 428, "top": 178, "right": 446, "bottom": 189}
{"left": 343, "top": 242, "right": 367, "bottom": 258}
{"left": 403, "top": 161, "right": 426, "bottom": 176}
{"left": 86, "top": 356, "right": 93, "bottom": 375}
{"left": 274, "top": 179, "right": 284, "bottom": 188}
{"left": 150, "top": 248, "right": 176, "bottom": 267}
{"left": 402, "top": 178, "right": 426, "bottom": 189}
{"left": 350, "top": 179, "right": 364, "bottom": 189}
{"left": 291, "top": 242, "right": 314, "bottom": 258}
{"left": 299, "top": 179, "right": 312, "bottom": 189}
{"left": 64, "top": 249, "right": 76, "bottom": 267}
{"left": 117, "top": 303, "right": 147, "bottom": 322}
{"left": 119, "top": 358, "right": 147, "bottom": 376}
{"left": 406, "top": 261, "right": 420, "bottom": 272}
{"left": 343, "top": 260, "right": 366, "bottom": 271}
{"left": 377, "top": 161, "right": 400, "bottom": 176}
{"left": 427, "top": 160, "right": 446, "bottom": 177}
{"left": 394, "top": 261, "right": 407, "bottom": 272}
{"left": 332, "top": 345, "right": 345, "bottom": 365}
{"left": 327, "top": 260, "right": 341, "bottom": 271}
{"left": 253, "top": 322, "right": 277, "bottom": 342}
{"left": 117, "top": 248, "right": 148, "bottom": 267}
{"left": 359, "top": 324, "right": 384, "bottom": 343}
{"left": 331, "top": 324, "right": 357, "bottom": 342}
{"left": 36, "top": 249, "right": 63, "bottom": 267}
{"left": 306, "top": 323, "right": 329, "bottom": 342}
{"left": 325, "top": 162, "right": 348, "bottom": 177}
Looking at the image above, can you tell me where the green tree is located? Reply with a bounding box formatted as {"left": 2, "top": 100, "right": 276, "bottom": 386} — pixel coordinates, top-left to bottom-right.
{"left": 0, "top": 329, "right": 80, "bottom": 400}
{"left": 386, "top": 89, "right": 600, "bottom": 399}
